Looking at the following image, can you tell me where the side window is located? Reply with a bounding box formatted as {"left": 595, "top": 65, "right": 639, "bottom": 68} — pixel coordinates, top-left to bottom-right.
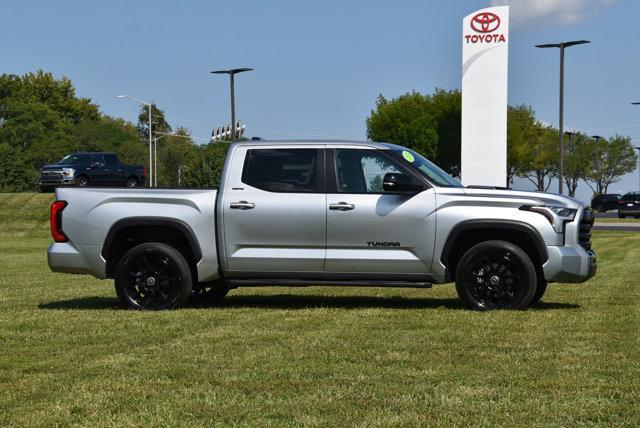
{"left": 90, "top": 154, "right": 104, "bottom": 165}
{"left": 103, "top": 154, "right": 119, "bottom": 166}
{"left": 242, "top": 149, "right": 318, "bottom": 193}
{"left": 72, "top": 154, "right": 91, "bottom": 165}
{"left": 335, "top": 149, "right": 403, "bottom": 193}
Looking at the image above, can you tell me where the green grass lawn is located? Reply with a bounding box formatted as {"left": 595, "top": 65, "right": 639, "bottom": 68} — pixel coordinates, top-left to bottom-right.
{"left": 1, "top": 193, "right": 639, "bottom": 426}
{"left": 595, "top": 216, "right": 640, "bottom": 223}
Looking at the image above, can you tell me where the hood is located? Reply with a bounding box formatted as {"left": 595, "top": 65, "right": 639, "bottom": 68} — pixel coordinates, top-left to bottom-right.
{"left": 41, "top": 164, "right": 65, "bottom": 171}
{"left": 460, "top": 187, "right": 584, "bottom": 209}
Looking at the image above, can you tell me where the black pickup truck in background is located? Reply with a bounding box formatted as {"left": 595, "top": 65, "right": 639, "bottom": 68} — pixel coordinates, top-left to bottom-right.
{"left": 39, "top": 152, "right": 146, "bottom": 191}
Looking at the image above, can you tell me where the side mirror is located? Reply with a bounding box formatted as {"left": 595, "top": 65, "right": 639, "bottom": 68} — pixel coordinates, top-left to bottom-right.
{"left": 383, "top": 173, "right": 422, "bottom": 193}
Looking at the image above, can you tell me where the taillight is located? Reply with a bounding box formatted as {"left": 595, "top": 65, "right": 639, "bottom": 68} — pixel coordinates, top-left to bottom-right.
{"left": 50, "top": 201, "right": 68, "bottom": 243}
{"left": 144, "top": 167, "right": 148, "bottom": 177}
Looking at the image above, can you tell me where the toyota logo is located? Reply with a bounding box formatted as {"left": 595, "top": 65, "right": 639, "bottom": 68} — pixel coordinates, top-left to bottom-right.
{"left": 471, "top": 12, "right": 500, "bottom": 33}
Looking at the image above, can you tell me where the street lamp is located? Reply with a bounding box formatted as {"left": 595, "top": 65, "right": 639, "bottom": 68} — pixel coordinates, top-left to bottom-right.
{"left": 535, "top": 40, "right": 590, "bottom": 194}
{"left": 117, "top": 94, "right": 154, "bottom": 187}
{"left": 211, "top": 68, "right": 253, "bottom": 142}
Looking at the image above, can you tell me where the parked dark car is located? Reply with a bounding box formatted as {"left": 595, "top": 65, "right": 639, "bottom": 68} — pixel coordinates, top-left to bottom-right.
{"left": 617, "top": 191, "right": 640, "bottom": 218}
{"left": 39, "top": 152, "right": 146, "bottom": 191}
{"left": 591, "top": 193, "right": 622, "bottom": 212}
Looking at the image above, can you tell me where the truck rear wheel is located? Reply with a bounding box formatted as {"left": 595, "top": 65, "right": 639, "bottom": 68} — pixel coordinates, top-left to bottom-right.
{"left": 126, "top": 177, "right": 138, "bottom": 187}
{"left": 455, "top": 240, "right": 537, "bottom": 310}
{"left": 114, "top": 242, "right": 192, "bottom": 310}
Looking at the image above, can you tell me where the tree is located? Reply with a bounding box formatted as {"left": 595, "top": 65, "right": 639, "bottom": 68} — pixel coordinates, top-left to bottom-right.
{"left": 563, "top": 133, "right": 592, "bottom": 197}
{"left": 181, "top": 142, "right": 231, "bottom": 188}
{"left": 583, "top": 135, "right": 637, "bottom": 195}
{"left": 366, "top": 91, "right": 439, "bottom": 160}
{"left": 156, "top": 127, "right": 198, "bottom": 187}
{"left": 519, "top": 124, "right": 559, "bottom": 192}
{"left": 137, "top": 104, "right": 171, "bottom": 141}
{"left": 506, "top": 105, "right": 538, "bottom": 186}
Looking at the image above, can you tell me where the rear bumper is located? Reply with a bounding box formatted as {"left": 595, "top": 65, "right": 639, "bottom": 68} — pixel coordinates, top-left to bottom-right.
{"left": 543, "top": 245, "right": 597, "bottom": 283}
{"left": 48, "top": 242, "right": 106, "bottom": 279}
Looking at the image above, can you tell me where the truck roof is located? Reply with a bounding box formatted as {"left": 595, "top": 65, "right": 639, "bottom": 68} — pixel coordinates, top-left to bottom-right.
{"left": 230, "top": 140, "right": 392, "bottom": 150}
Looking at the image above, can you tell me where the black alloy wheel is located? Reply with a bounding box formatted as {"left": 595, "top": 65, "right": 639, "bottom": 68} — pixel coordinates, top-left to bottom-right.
{"left": 455, "top": 240, "right": 537, "bottom": 310}
{"left": 115, "top": 243, "right": 192, "bottom": 310}
{"left": 126, "top": 177, "right": 138, "bottom": 187}
{"left": 77, "top": 176, "right": 89, "bottom": 187}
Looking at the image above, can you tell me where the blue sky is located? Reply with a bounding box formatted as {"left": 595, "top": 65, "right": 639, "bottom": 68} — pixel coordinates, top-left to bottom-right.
{"left": 2, "top": 0, "right": 639, "bottom": 202}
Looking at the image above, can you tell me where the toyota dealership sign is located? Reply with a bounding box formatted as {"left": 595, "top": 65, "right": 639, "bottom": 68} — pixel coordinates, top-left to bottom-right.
{"left": 461, "top": 6, "right": 509, "bottom": 187}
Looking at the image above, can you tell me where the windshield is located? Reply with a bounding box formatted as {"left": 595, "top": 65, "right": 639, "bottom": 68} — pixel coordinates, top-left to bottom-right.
{"left": 390, "top": 148, "right": 462, "bottom": 188}
{"left": 57, "top": 154, "right": 90, "bottom": 165}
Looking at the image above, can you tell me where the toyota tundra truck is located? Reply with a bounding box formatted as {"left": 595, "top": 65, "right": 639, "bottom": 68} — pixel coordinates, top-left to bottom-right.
{"left": 47, "top": 140, "right": 596, "bottom": 310}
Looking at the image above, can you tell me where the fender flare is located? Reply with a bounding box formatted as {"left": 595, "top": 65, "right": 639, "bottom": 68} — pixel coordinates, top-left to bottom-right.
{"left": 439, "top": 219, "right": 549, "bottom": 267}
{"left": 101, "top": 217, "right": 202, "bottom": 264}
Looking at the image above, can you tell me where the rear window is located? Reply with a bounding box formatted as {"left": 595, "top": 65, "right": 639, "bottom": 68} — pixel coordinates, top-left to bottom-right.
{"left": 241, "top": 149, "right": 318, "bottom": 193}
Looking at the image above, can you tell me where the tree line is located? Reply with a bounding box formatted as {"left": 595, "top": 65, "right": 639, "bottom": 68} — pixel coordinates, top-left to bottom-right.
{"left": 1, "top": 71, "right": 637, "bottom": 195}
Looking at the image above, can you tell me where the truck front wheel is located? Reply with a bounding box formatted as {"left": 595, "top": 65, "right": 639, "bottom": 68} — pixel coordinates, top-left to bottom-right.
{"left": 455, "top": 240, "right": 537, "bottom": 310}
{"left": 77, "top": 176, "right": 89, "bottom": 187}
{"left": 114, "top": 242, "right": 192, "bottom": 310}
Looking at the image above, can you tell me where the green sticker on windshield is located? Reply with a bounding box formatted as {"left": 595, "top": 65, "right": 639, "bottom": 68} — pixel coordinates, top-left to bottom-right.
{"left": 402, "top": 150, "right": 415, "bottom": 163}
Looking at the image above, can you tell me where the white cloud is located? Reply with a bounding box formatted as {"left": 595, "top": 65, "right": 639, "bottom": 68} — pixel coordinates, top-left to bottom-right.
{"left": 490, "top": 0, "right": 617, "bottom": 27}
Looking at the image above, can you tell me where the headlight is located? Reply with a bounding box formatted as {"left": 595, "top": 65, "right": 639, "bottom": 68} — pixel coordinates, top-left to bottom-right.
{"left": 520, "top": 204, "right": 577, "bottom": 233}
{"left": 62, "top": 168, "right": 75, "bottom": 177}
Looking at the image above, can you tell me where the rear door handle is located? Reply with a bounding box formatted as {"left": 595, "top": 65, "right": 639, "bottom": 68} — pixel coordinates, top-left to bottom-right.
{"left": 230, "top": 201, "right": 255, "bottom": 210}
{"left": 329, "top": 202, "right": 355, "bottom": 211}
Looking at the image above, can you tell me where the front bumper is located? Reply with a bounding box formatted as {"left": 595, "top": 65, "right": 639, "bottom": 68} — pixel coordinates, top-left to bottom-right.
{"left": 543, "top": 245, "right": 597, "bottom": 283}
{"left": 39, "top": 177, "right": 77, "bottom": 186}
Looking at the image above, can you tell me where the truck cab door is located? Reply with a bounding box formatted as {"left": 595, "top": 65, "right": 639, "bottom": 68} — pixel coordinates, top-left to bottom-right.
{"left": 220, "top": 145, "right": 327, "bottom": 274}
{"left": 102, "top": 154, "right": 123, "bottom": 185}
{"left": 88, "top": 154, "right": 107, "bottom": 185}
{"left": 325, "top": 148, "right": 437, "bottom": 277}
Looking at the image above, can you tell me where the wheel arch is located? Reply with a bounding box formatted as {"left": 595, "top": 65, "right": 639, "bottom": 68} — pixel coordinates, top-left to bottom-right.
{"left": 102, "top": 217, "right": 202, "bottom": 278}
{"left": 440, "top": 220, "right": 548, "bottom": 282}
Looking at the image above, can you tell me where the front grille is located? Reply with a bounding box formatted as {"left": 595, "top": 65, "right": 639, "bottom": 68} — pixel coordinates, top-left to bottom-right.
{"left": 41, "top": 171, "right": 63, "bottom": 180}
{"left": 579, "top": 209, "right": 594, "bottom": 251}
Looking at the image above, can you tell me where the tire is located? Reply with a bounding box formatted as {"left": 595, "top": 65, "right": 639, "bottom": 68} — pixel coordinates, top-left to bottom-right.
{"left": 619, "top": 214, "right": 625, "bottom": 219}
{"left": 530, "top": 277, "right": 548, "bottom": 306}
{"left": 595, "top": 204, "right": 606, "bottom": 212}
{"left": 126, "top": 177, "right": 138, "bottom": 187}
{"left": 40, "top": 186, "right": 53, "bottom": 193}
{"left": 635, "top": 216, "right": 640, "bottom": 219}
{"left": 192, "top": 282, "right": 230, "bottom": 303}
{"left": 115, "top": 242, "right": 192, "bottom": 310}
{"left": 455, "top": 240, "right": 537, "bottom": 310}
{"left": 77, "top": 175, "right": 89, "bottom": 187}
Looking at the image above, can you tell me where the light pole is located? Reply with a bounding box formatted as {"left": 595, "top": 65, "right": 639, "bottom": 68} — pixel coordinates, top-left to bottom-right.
{"left": 535, "top": 40, "right": 590, "bottom": 194}
{"left": 117, "top": 94, "right": 154, "bottom": 187}
{"left": 635, "top": 147, "right": 640, "bottom": 191}
{"left": 211, "top": 68, "right": 253, "bottom": 142}
{"left": 564, "top": 131, "right": 575, "bottom": 196}
{"left": 632, "top": 103, "right": 640, "bottom": 191}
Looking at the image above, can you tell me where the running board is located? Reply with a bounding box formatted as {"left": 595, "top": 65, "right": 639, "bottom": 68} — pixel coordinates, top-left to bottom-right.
{"left": 225, "top": 278, "right": 432, "bottom": 288}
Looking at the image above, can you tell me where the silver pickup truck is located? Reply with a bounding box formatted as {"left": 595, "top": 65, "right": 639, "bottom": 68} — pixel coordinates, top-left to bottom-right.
{"left": 48, "top": 140, "right": 596, "bottom": 310}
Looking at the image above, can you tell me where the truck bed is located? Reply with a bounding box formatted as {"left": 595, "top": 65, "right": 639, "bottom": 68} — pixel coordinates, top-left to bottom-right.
{"left": 50, "top": 187, "right": 219, "bottom": 281}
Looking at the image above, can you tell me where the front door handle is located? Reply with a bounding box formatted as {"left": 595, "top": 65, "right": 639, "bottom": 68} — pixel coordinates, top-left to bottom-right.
{"left": 230, "top": 201, "right": 255, "bottom": 210}
{"left": 329, "top": 202, "right": 355, "bottom": 211}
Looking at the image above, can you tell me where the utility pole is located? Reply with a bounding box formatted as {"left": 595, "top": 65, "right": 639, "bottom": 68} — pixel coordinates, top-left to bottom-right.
{"left": 117, "top": 94, "right": 154, "bottom": 187}
{"left": 535, "top": 40, "right": 590, "bottom": 194}
{"left": 211, "top": 68, "right": 253, "bottom": 142}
